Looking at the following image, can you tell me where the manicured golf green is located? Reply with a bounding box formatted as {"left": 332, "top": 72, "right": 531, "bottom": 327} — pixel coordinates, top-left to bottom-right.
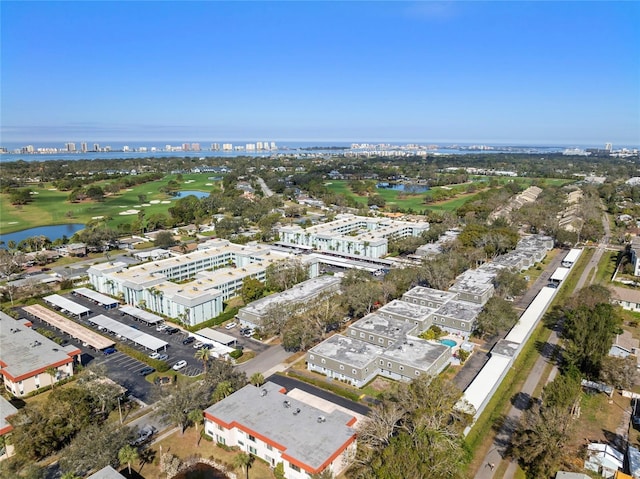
{"left": 0, "top": 174, "right": 222, "bottom": 234}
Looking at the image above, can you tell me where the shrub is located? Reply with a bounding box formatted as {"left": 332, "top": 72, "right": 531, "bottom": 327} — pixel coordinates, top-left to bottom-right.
{"left": 229, "top": 349, "right": 243, "bottom": 360}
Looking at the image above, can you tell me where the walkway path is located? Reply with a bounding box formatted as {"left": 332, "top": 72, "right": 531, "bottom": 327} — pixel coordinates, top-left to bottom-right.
{"left": 476, "top": 209, "right": 611, "bottom": 478}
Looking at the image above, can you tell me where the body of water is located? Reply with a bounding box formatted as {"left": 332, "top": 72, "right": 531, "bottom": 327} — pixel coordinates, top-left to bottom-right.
{"left": 175, "top": 190, "right": 210, "bottom": 199}
{"left": 172, "top": 463, "right": 229, "bottom": 479}
{"left": 376, "top": 183, "right": 430, "bottom": 193}
{"left": 440, "top": 339, "right": 457, "bottom": 348}
{"left": 0, "top": 223, "right": 85, "bottom": 246}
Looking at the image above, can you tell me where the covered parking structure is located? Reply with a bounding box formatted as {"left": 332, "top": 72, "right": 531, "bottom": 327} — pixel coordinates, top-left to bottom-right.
{"left": 73, "top": 287, "right": 119, "bottom": 309}
{"left": 23, "top": 304, "right": 115, "bottom": 351}
{"left": 43, "top": 294, "right": 91, "bottom": 319}
{"left": 196, "top": 327, "right": 237, "bottom": 347}
{"left": 119, "top": 305, "right": 164, "bottom": 325}
{"left": 88, "top": 314, "right": 168, "bottom": 352}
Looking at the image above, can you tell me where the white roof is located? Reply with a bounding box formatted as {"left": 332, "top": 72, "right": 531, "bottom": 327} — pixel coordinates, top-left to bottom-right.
{"left": 119, "top": 305, "right": 164, "bottom": 324}
{"left": 505, "top": 287, "right": 556, "bottom": 344}
{"left": 88, "top": 314, "right": 168, "bottom": 351}
{"left": 550, "top": 267, "right": 570, "bottom": 282}
{"left": 461, "top": 355, "right": 512, "bottom": 415}
{"left": 73, "top": 287, "right": 119, "bottom": 307}
{"left": 196, "top": 327, "right": 236, "bottom": 345}
{"left": 563, "top": 248, "right": 582, "bottom": 264}
{"left": 43, "top": 294, "right": 90, "bottom": 316}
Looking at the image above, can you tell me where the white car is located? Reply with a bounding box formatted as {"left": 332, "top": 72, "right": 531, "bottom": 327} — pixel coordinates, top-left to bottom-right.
{"left": 172, "top": 360, "right": 187, "bottom": 371}
{"left": 192, "top": 341, "right": 204, "bottom": 349}
{"left": 225, "top": 322, "right": 237, "bottom": 330}
{"left": 149, "top": 352, "right": 161, "bottom": 360}
{"left": 156, "top": 324, "right": 167, "bottom": 332}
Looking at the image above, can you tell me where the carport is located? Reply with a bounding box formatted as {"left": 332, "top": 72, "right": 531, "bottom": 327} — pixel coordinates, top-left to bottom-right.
{"left": 119, "top": 305, "right": 164, "bottom": 325}
{"left": 196, "top": 327, "right": 237, "bottom": 346}
{"left": 73, "top": 287, "right": 119, "bottom": 309}
{"left": 23, "top": 304, "right": 115, "bottom": 351}
{"left": 88, "top": 314, "right": 168, "bottom": 351}
{"left": 43, "top": 294, "right": 91, "bottom": 319}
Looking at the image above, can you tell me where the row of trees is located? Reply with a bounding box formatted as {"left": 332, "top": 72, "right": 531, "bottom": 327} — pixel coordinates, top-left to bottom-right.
{"left": 511, "top": 285, "right": 629, "bottom": 477}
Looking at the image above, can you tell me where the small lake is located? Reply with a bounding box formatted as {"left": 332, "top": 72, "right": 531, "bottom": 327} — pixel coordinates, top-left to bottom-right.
{"left": 0, "top": 223, "right": 85, "bottom": 247}
{"left": 172, "top": 463, "right": 230, "bottom": 479}
{"left": 376, "top": 183, "right": 429, "bottom": 193}
{"left": 175, "top": 190, "right": 210, "bottom": 199}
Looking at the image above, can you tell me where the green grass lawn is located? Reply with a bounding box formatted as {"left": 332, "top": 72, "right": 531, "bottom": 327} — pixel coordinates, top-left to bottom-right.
{"left": 0, "top": 174, "right": 222, "bottom": 234}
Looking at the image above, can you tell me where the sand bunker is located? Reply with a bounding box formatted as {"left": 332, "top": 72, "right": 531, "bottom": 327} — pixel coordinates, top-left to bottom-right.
{"left": 150, "top": 200, "right": 161, "bottom": 204}
{"left": 119, "top": 209, "right": 140, "bottom": 216}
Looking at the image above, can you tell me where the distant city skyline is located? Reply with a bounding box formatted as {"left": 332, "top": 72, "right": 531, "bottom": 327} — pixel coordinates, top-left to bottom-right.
{"left": 2, "top": 1, "right": 638, "bottom": 146}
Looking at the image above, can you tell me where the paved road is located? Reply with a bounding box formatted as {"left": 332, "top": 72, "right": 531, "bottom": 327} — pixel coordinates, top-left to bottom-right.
{"left": 478, "top": 210, "right": 612, "bottom": 479}
{"left": 267, "top": 374, "right": 371, "bottom": 416}
{"left": 475, "top": 250, "right": 566, "bottom": 479}
{"left": 256, "top": 177, "right": 274, "bottom": 198}
{"left": 237, "top": 343, "right": 291, "bottom": 377}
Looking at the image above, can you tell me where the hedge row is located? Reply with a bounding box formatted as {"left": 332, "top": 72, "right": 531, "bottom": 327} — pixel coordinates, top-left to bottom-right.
{"left": 188, "top": 307, "right": 239, "bottom": 332}
{"left": 283, "top": 371, "right": 361, "bottom": 402}
{"left": 116, "top": 343, "right": 171, "bottom": 372}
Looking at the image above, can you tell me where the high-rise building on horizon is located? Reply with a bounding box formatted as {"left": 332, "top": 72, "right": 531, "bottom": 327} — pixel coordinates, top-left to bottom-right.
{"left": 93, "top": 143, "right": 100, "bottom": 152}
{"left": 605, "top": 143, "right": 613, "bottom": 151}
{"left": 81, "top": 142, "right": 87, "bottom": 153}
{"left": 191, "top": 143, "right": 201, "bottom": 152}
{"left": 65, "top": 142, "right": 76, "bottom": 152}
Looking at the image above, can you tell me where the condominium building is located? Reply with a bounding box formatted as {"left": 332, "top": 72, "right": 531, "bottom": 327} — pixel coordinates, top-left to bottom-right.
{"left": 88, "top": 240, "right": 310, "bottom": 326}
{"left": 278, "top": 214, "right": 429, "bottom": 259}
{"left": 204, "top": 382, "right": 357, "bottom": 479}
{"left": 0, "top": 313, "right": 80, "bottom": 397}
{"left": 237, "top": 275, "right": 341, "bottom": 329}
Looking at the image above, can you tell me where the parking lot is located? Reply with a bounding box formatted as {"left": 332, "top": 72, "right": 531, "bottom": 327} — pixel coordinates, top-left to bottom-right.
{"left": 20, "top": 291, "right": 291, "bottom": 404}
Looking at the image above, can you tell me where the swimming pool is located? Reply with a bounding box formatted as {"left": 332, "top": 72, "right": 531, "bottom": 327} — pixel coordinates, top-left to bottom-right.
{"left": 439, "top": 339, "right": 457, "bottom": 347}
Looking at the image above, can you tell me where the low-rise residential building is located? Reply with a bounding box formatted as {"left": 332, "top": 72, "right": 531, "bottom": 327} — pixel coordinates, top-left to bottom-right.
{"left": 87, "top": 466, "right": 127, "bottom": 479}
{"left": 401, "top": 286, "right": 457, "bottom": 309}
{"left": 347, "top": 313, "right": 418, "bottom": 348}
{"left": 204, "top": 382, "right": 357, "bottom": 479}
{"left": 612, "top": 286, "right": 640, "bottom": 312}
{"left": 377, "top": 299, "right": 435, "bottom": 331}
{"left": 307, "top": 335, "right": 385, "bottom": 387}
{"left": 237, "top": 276, "right": 341, "bottom": 329}
{"left": 88, "top": 240, "right": 309, "bottom": 326}
{"left": 0, "top": 312, "right": 80, "bottom": 397}
{"left": 429, "top": 299, "right": 483, "bottom": 338}
{"left": 278, "top": 213, "right": 429, "bottom": 258}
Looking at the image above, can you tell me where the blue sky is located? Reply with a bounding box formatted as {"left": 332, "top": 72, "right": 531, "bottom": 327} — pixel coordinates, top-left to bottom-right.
{"left": 1, "top": 1, "right": 639, "bottom": 146}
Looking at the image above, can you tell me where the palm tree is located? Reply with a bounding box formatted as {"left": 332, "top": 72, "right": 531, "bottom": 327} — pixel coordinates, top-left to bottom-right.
{"left": 187, "top": 409, "right": 203, "bottom": 446}
{"left": 45, "top": 367, "right": 57, "bottom": 390}
{"left": 232, "top": 451, "right": 254, "bottom": 479}
{"left": 249, "top": 372, "right": 264, "bottom": 387}
{"left": 212, "top": 380, "right": 233, "bottom": 402}
{"left": 194, "top": 347, "right": 211, "bottom": 373}
{"left": 118, "top": 444, "right": 139, "bottom": 475}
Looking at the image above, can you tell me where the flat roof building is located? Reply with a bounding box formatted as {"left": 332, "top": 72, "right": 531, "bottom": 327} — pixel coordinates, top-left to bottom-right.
{"left": 0, "top": 312, "right": 80, "bottom": 397}
{"left": 278, "top": 214, "right": 429, "bottom": 259}
{"left": 88, "top": 240, "right": 306, "bottom": 326}
{"left": 237, "top": 276, "right": 341, "bottom": 328}
{"left": 204, "top": 382, "right": 357, "bottom": 478}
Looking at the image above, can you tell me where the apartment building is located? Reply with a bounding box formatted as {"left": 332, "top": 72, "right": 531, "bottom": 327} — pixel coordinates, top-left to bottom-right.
{"left": 278, "top": 214, "right": 429, "bottom": 259}
{"left": 204, "top": 382, "right": 357, "bottom": 479}
{"left": 88, "top": 240, "right": 307, "bottom": 326}
{"left": 0, "top": 313, "right": 80, "bottom": 397}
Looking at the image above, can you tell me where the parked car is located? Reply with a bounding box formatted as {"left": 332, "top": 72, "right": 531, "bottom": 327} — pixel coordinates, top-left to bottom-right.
{"left": 182, "top": 336, "right": 195, "bottom": 345}
{"left": 139, "top": 366, "right": 155, "bottom": 376}
{"left": 192, "top": 341, "right": 204, "bottom": 349}
{"left": 225, "top": 322, "right": 237, "bottom": 330}
{"left": 132, "top": 425, "right": 157, "bottom": 446}
{"left": 156, "top": 324, "right": 167, "bottom": 332}
{"left": 157, "top": 353, "right": 169, "bottom": 361}
{"left": 103, "top": 347, "right": 117, "bottom": 355}
{"left": 172, "top": 360, "right": 187, "bottom": 371}
{"left": 165, "top": 327, "right": 180, "bottom": 335}
{"left": 242, "top": 329, "right": 255, "bottom": 338}
{"left": 201, "top": 343, "right": 213, "bottom": 350}
{"left": 149, "top": 352, "right": 161, "bottom": 359}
